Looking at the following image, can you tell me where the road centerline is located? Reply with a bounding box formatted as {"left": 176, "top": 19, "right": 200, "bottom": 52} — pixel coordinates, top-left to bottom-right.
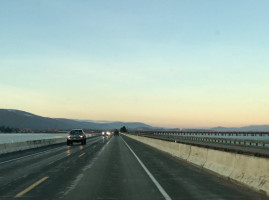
{"left": 15, "top": 176, "right": 49, "bottom": 198}
{"left": 79, "top": 153, "right": 86, "bottom": 157}
{"left": 121, "top": 136, "right": 172, "bottom": 200}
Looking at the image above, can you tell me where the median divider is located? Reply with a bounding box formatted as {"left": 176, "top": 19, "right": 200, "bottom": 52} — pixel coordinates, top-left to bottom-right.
{"left": 0, "top": 137, "right": 66, "bottom": 155}
{"left": 178, "top": 143, "right": 191, "bottom": 160}
{"left": 204, "top": 149, "right": 236, "bottom": 177}
{"left": 0, "top": 133, "right": 95, "bottom": 155}
{"left": 123, "top": 133, "right": 269, "bottom": 197}
{"left": 187, "top": 146, "right": 208, "bottom": 167}
{"left": 230, "top": 154, "right": 269, "bottom": 195}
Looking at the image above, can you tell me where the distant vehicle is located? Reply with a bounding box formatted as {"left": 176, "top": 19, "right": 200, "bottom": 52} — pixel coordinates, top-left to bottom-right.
{"left": 102, "top": 131, "right": 111, "bottom": 136}
{"left": 67, "top": 129, "right": 86, "bottom": 145}
{"left": 114, "top": 129, "right": 119, "bottom": 136}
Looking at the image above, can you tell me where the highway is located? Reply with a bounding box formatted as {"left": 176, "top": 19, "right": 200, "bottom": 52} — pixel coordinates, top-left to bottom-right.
{"left": 0, "top": 135, "right": 267, "bottom": 200}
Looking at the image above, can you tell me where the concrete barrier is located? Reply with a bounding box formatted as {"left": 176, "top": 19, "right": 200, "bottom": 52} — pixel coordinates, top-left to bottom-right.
{"left": 187, "top": 146, "right": 208, "bottom": 167}
{"left": 204, "top": 149, "right": 236, "bottom": 177}
{"left": 168, "top": 142, "right": 180, "bottom": 157}
{"left": 178, "top": 143, "right": 191, "bottom": 160}
{"left": 123, "top": 134, "right": 269, "bottom": 196}
{"left": 0, "top": 133, "right": 95, "bottom": 155}
{"left": 230, "top": 154, "right": 269, "bottom": 195}
{"left": 0, "top": 137, "right": 66, "bottom": 155}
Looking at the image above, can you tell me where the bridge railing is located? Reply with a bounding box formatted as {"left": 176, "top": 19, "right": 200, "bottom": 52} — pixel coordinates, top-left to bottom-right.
{"left": 144, "top": 134, "right": 269, "bottom": 148}
{"left": 128, "top": 131, "right": 269, "bottom": 149}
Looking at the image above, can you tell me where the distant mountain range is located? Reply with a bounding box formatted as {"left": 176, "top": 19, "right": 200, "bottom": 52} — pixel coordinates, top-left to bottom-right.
{"left": 1, "top": 109, "right": 269, "bottom": 132}
{"left": 0, "top": 109, "right": 153, "bottom": 130}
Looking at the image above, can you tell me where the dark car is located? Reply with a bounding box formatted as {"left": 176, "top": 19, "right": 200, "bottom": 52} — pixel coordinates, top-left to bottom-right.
{"left": 67, "top": 129, "right": 86, "bottom": 145}
{"left": 114, "top": 129, "right": 119, "bottom": 136}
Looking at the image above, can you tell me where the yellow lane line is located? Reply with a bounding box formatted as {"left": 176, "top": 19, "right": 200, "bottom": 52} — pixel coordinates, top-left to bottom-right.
{"left": 79, "top": 153, "right": 86, "bottom": 158}
{"left": 15, "top": 176, "right": 49, "bottom": 198}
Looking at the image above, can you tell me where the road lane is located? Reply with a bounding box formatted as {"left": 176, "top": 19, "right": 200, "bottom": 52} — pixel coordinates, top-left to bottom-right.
{"left": 0, "top": 135, "right": 101, "bottom": 164}
{"left": 121, "top": 136, "right": 172, "bottom": 200}
{"left": 122, "top": 135, "right": 268, "bottom": 200}
{"left": 0, "top": 134, "right": 267, "bottom": 200}
{"left": 0, "top": 136, "right": 106, "bottom": 199}
{"left": 54, "top": 134, "right": 164, "bottom": 200}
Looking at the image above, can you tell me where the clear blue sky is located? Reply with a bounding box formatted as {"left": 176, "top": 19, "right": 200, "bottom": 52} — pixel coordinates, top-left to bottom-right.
{"left": 1, "top": 0, "right": 269, "bottom": 128}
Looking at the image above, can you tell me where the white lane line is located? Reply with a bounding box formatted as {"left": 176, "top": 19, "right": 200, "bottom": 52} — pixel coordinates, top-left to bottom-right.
{"left": 0, "top": 146, "right": 65, "bottom": 165}
{"left": 0, "top": 137, "right": 103, "bottom": 165}
{"left": 121, "top": 136, "right": 172, "bottom": 200}
{"left": 62, "top": 138, "right": 109, "bottom": 197}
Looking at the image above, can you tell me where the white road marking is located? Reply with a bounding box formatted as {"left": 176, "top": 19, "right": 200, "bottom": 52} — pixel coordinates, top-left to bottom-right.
{"left": 62, "top": 137, "right": 110, "bottom": 197}
{"left": 0, "top": 146, "right": 64, "bottom": 165}
{"left": 0, "top": 137, "right": 103, "bottom": 165}
{"left": 121, "top": 136, "right": 172, "bottom": 200}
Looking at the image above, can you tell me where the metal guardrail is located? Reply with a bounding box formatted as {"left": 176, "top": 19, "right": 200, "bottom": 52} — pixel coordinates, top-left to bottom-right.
{"left": 136, "top": 130, "right": 269, "bottom": 136}
{"left": 127, "top": 132, "right": 269, "bottom": 158}
{"left": 130, "top": 131, "right": 269, "bottom": 148}
{"left": 146, "top": 135, "right": 269, "bottom": 148}
{"left": 131, "top": 131, "right": 269, "bottom": 137}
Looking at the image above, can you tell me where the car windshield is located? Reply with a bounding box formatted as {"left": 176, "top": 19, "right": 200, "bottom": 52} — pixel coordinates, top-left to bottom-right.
{"left": 70, "top": 130, "right": 82, "bottom": 135}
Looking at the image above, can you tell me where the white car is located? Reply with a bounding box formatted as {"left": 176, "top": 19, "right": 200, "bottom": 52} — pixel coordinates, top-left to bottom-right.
{"left": 67, "top": 129, "right": 86, "bottom": 145}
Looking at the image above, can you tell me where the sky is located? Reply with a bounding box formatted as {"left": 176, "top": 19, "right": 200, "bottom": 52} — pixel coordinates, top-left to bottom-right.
{"left": 0, "top": 0, "right": 269, "bottom": 128}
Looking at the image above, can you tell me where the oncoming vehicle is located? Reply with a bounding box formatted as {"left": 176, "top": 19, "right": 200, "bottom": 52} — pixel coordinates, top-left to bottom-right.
{"left": 102, "top": 131, "right": 111, "bottom": 136}
{"left": 67, "top": 129, "right": 86, "bottom": 145}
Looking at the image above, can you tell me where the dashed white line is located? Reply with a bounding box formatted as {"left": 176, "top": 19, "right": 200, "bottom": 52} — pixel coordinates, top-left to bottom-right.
{"left": 0, "top": 137, "right": 103, "bottom": 166}
{"left": 0, "top": 146, "right": 64, "bottom": 165}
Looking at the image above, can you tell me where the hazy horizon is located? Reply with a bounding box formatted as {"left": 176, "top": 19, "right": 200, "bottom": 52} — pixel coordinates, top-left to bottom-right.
{"left": 2, "top": 108, "right": 269, "bottom": 130}
{"left": 1, "top": 1, "right": 269, "bottom": 128}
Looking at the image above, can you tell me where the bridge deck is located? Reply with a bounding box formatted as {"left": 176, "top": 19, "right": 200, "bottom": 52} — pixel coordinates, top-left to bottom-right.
{"left": 0, "top": 135, "right": 267, "bottom": 199}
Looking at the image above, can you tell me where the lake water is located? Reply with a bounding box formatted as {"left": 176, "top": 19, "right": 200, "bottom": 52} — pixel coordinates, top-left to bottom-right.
{"left": 0, "top": 133, "right": 67, "bottom": 144}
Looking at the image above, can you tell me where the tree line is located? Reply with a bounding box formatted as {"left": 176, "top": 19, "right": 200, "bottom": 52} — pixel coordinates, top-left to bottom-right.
{"left": 120, "top": 126, "right": 127, "bottom": 133}
{"left": 0, "top": 126, "right": 20, "bottom": 133}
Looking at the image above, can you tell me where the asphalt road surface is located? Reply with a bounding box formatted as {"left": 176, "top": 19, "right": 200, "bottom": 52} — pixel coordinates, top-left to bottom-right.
{"left": 0, "top": 135, "right": 267, "bottom": 200}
